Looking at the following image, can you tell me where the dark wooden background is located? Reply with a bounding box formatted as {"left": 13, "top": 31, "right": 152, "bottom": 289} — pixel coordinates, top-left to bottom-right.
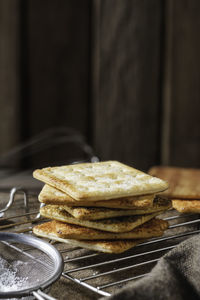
{"left": 0, "top": 0, "right": 200, "bottom": 171}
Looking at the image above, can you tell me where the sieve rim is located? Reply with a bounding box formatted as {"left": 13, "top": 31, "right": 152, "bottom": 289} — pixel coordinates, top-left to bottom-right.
{"left": 0, "top": 232, "right": 63, "bottom": 298}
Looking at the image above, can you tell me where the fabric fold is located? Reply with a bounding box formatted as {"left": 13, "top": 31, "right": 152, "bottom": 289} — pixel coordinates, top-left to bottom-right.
{"left": 102, "top": 235, "right": 200, "bottom": 300}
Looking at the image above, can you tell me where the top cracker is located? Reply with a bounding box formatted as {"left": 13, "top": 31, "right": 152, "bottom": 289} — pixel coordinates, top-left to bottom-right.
{"left": 33, "top": 161, "right": 168, "bottom": 201}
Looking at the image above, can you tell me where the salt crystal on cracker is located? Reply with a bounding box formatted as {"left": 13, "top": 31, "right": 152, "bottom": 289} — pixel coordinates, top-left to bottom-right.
{"left": 33, "top": 161, "right": 168, "bottom": 201}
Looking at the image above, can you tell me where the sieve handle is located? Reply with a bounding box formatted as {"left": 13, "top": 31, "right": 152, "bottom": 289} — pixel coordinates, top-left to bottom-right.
{"left": 32, "top": 289, "right": 57, "bottom": 300}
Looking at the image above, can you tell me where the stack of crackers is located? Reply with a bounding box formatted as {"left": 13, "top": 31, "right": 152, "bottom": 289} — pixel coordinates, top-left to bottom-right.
{"left": 33, "top": 161, "right": 171, "bottom": 253}
{"left": 149, "top": 166, "right": 200, "bottom": 214}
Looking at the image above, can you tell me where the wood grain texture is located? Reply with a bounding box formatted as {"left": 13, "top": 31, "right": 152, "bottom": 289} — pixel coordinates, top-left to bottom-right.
{"left": 0, "top": 0, "right": 21, "bottom": 155}
{"left": 165, "top": 0, "right": 200, "bottom": 167}
{"left": 1, "top": 0, "right": 200, "bottom": 170}
{"left": 27, "top": 0, "right": 90, "bottom": 137}
{"left": 92, "top": 0, "right": 163, "bottom": 171}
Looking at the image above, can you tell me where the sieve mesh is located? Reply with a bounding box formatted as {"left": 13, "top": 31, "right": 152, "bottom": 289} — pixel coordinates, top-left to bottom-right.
{"left": 0, "top": 233, "right": 63, "bottom": 299}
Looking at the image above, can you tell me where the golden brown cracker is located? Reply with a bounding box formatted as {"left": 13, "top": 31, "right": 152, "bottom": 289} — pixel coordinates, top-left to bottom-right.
{"left": 39, "top": 184, "right": 155, "bottom": 209}
{"left": 33, "top": 221, "right": 143, "bottom": 253}
{"left": 149, "top": 166, "right": 200, "bottom": 199}
{"left": 40, "top": 205, "right": 162, "bottom": 233}
{"left": 61, "top": 196, "right": 171, "bottom": 220}
{"left": 33, "top": 161, "right": 168, "bottom": 201}
{"left": 54, "top": 218, "right": 168, "bottom": 240}
{"left": 172, "top": 199, "right": 200, "bottom": 213}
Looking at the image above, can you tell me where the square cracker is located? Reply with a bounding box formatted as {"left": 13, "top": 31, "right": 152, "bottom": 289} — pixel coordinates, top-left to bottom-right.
{"left": 33, "top": 161, "right": 168, "bottom": 201}
{"left": 172, "top": 199, "right": 200, "bottom": 213}
{"left": 149, "top": 166, "right": 200, "bottom": 199}
{"left": 39, "top": 184, "right": 155, "bottom": 209}
{"left": 60, "top": 196, "right": 171, "bottom": 220}
{"left": 33, "top": 222, "right": 143, "bottom": 253}
{"left": 40, "top": 205, "right": 163, "bottom": 233}
{"left": 44, "top": 218, "right": 168, "bottom": 240}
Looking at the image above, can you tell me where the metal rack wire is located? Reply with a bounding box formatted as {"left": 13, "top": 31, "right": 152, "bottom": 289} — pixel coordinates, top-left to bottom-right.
{"left": 1, "top": 188, "right": 200, "bottom": 297}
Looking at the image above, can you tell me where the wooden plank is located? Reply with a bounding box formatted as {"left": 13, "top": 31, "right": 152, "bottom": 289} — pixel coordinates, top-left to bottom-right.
{"left": 92, "top": 0, "right": 163, "bottom": 170}
{"left": 26, "top": 0, "right": 90, "bottom": 137}
{"left": 160, "top": 0, "right": 173, "bottom": 166}
{"left": 0, "top": 0, "right": 21, "bottom": 155}
{"left": 164, "top": 0, "right": 200, "bottom": 167}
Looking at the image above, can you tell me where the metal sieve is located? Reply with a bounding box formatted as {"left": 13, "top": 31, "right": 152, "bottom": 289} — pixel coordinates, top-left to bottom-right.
{"left": 0, "top": 232, "right": 63, "bottom": 299}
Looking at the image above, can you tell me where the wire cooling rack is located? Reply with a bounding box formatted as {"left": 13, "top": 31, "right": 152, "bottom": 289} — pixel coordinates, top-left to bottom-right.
{"left": 0, "top": 188, "right": 200, "bottom": 297}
